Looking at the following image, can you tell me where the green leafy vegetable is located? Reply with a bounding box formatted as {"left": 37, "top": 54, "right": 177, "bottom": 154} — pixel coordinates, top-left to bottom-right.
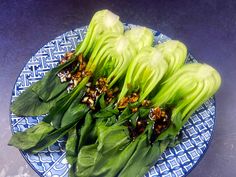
{"left": 75, "top": 63, "right": 221, "bottom": 177}
{"left": 10, "top": 55, "right": 78, "bottom": 116}
{"left": 66, "top": 125, "right": 79, "bottom": 165}
{"left": 76, "top": 123, "right": 131, "bottom": 177}
{"left": 152, "top": 63, "right": 221, "bottom": 125}
{"left": 155, "top": 40, "right": 187, "bottom": 79}
{"left": 86, "top": 32, "right": 136, "bottom": 86}
{"left": 118, "top": 47, "right": 168, "bottom": 101}
{"left": 8, "top": 122, "right": 54, "bottom": 150}
{"left": 125, "top": 26, "right": 154, "bottom": 51}
{"left": 76, "top": 9, "right": 124, "bottom": 57}
{"left": 118, "top": 134, "right": 169, "bottom": 177}
{"left": 9, "top": 102, "right": 89, "bottom": 153}
{"left": 11, "top": 87, "right": 67, "bottom": 116}
{"left": 11, "top": 9, "right": 124, "bottom": 117}
{"left": 77, "top": 112, "right": 94, "bottom": 150}
{"left": 42, "top": 77, "right": 89, "bottom": 129}
{"left": 31, "top": 59, "right": 75, "bottom": 102}
{"left": 118, "top": 63, "right": 221, "bottom": 177}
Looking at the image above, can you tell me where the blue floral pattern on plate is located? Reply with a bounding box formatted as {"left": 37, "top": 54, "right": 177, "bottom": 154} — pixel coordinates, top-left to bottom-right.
{"left": 9, "top": 24, "right": 216, "bottom": 177}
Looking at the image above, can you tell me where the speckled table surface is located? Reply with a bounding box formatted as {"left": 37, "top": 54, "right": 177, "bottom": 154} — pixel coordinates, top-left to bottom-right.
{"left": 0, "top": 0, "right": 236, "bottom": 177}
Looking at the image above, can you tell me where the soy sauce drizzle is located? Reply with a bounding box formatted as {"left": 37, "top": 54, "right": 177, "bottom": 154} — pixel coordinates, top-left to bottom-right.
{"left": 126, "top": 107, "right": 171, "bottom": 144}
{"left": 149, "top": 107, "right": 171, "bottom": 144}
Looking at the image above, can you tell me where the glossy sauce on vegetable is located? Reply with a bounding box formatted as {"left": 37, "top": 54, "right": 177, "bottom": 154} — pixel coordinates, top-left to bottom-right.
{"left": 82, "top": 77, "right": 119, "bottom": 109}
{"left": 57, "top": 52, "right": 91, "bottom": 92}
{"left": 149, "top": 107, "right": 171, "bottom": 143}
{"left": 126, "top": 106, "right": 171, "bottom": 143}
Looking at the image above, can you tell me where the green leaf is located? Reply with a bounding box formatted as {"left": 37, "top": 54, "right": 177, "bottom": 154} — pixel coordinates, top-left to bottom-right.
{"left": 139, "top": 107, "right": 151, "bottom": 118}
{"left": 43, "top": 77, "right": 89, "bottom": 129}
{"left": 28, "top": 105, "right": 89, "bottom": 153}
{"left": 96, "top": 94, "right": 107, "bottom": 109}
{"left": 31, "top": 68, "right": 68, "bottom": 102}
{"left": 146, "top": 120, "right": 155, "bottom": 142}
{"left": 68, "top": 167, "right": 77, "bottom": 177}
{"left": 31, "top": 55, "right": 78, "bottom": 102}
{"left": 128, "top": 101, "right": 141, "bottom": 108}
{"left": 89, "top": 137, "right": 139, "bottom": 177}
{"left": 76, "top": 144, "right": 99, "bottom": 177}
{"left": 60, "top": 104, "right": 89, "bottom": 128}
{"left": 129, "top": 112, "right": 139, "bottom": 127}
{"left": 8, "top": 122, "right": 54, "bottom": 150}
{"left": 11, "top": 54, "right": 80, "bottom": 116}
{"left": 76, "top": 124, "right": 131, "bottom": 177}
{"left": 118, "top": 134, "right": 170, "bottom": 177}
{"left": 117, "top": 107, "right": 131, "bottom": 121}
{"left": 66, "top": 114, "right": 95, "bottom": 177}
{"left": 97, "top": 124, "right": 130, "bottom": 153}
{"left": 11, "top": 87, "right": 66, "bottom": 116}
{"left": 66, "top": 125, "right": 79, "bottom": 165}
{"left": 29, "top": 120, "right": 80, "bottom": 154}
{"left": 168, "top": 135, "right": 182, "bottom": 148}
{"left": 77, "top": 112, "right": 94, "bottom": 150}
{"left": 94, "top": 104, "right": 119, "bottom": 119}
{"left": 118, "top": 134, "right": 150, "bottom": 177}
{"left": 105, "top": 115, "right": 117, "bottom": 126}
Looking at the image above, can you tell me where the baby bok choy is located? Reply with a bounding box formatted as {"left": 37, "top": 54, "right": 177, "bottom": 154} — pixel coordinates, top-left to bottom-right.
{"left": 90, "top": 39, "right": 187, "bottom": 149}
{"left": 125, "top": 26, "right": 154, "bottom": 51}
{"left": 43, "top": 30, "right": 139, "bottom": 130}
{"left": 11, "top": 9, "right": 124, "bottom": 116}
{"left": 91, "top": 46, "right": 167, "bottom": 144}
{"left": 75, "top": 63, "right": 221, "bottom": 177}
{"left": 8, "top": 27, "right": 152, "bottom": 154}
{"left": 116, "top": 63, "right": 221, "bottom": 177}
{"left": 156, "top": 40, "right": 187, "bottom": 79}
{"left": 75, "top": 47, "right": 167, "bottom": 177}
{"left": 107, "top": 40, "right": 187, "bottom": 127}
{"left": 75, "top": 9, "right": 124, "bottom": 57}
{"left": 118, "top": 47, "right": 168, "bottom": 103}
{"left": 152, "top": 63, "right": 221, "bottom": 130}
{"left": 65, "top": 27, "right": 155, "bottom": 175}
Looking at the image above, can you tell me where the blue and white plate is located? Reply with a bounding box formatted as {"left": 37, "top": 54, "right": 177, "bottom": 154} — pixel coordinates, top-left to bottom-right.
{"left": 10, "top": 24, "right": 216, "bottom": 177}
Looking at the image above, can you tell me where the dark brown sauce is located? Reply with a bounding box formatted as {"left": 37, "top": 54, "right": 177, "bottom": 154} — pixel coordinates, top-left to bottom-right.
{"left": 117, "top": 93, "right": 140, "bottom": 109}
{"left": 82, "top": 77, "right": 119, "bottom": 109}
{"left": 58, "top": 52, "right": 91, "bottom": 91}
{"left": 126, "top": 107, "right": 171, "bottom": 143}
{"left": 150, "top": 108, "right": 171, "bottom": 144}
{"left": 125, "top": 117, "right": 148, "bottom": 140}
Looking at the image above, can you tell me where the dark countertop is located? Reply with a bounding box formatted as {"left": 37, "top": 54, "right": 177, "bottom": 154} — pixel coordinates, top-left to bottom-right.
{"left": 0, "top": 0, "right": 235, "bottom": 176}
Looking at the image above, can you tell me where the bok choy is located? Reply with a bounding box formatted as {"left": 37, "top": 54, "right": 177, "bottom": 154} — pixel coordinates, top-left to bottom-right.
{"left": 76, "top": 9, "right": 124, "bottom": 57}
{"left": 125, "top": 26, "right": 154, "bottom": 51}
{"left": 116, "top": 63, "right": 221, "bottom": 177}
{"left": 155, "top": 40, "right": 187, "bottom": 79}
{"left": 75, "top": 47, "right": 168, "bottom": 177}
{"left": 8, "top": 26, "right": 154, "bottom": 154}
{"left": 118, "top": 47, "right": 167, "bottom": 102}
{"left": 152, "top": 63, "right": 221, "bottom": 127}
{"left": 76, "top": 63, "right": 221, "bottom": 177}
{"left": 11, "top": 9, "right": 124, "bottom": 116}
